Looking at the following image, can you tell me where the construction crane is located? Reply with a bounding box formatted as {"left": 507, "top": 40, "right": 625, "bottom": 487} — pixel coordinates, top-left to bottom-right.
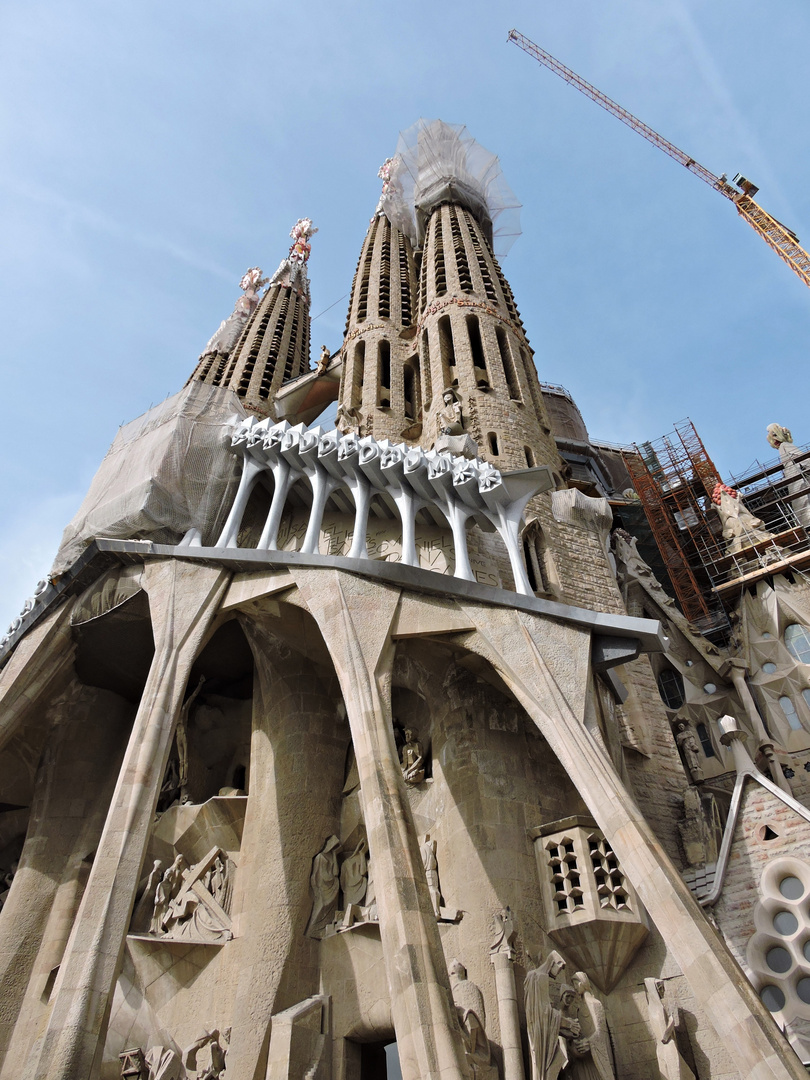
{"left": 507, "top": 28, "right": 810, "bottom": 291}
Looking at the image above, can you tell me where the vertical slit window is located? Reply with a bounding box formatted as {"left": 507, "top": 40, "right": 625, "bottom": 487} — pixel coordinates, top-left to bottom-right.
{"left": 433, "top": 213, "right": 447, "bottom": 297}
{"left": 378, "top": 218, "right": 391, "bottom": 320}
{"left": 467, "top": 315, "right": 488, "bottom": 387}
{"left": 282, "top": 296, "right": 301, "bottom": 383}
{"left": 421, "top": 329, "right": 432, "bottom": 407}
{"left": 398, "top": 234, "right": 412, "bottom": 327}
{"left": 352, "top": 341, "right": 365, "bottom": 411}
{"left": 465, "top": 210, "right": 498, "bottom": 301}
{"left": 525, "top": 446, "right": 535, "bottom": 467}
{"left": 449, "top": 206, "right": 472, "bottom": 292}
{"left": 488, "top": 432, "right": 499, "bottom": 456}
{"left": 346, "top": 248, "right": 364, "bottom": 334}
{"left": 780, "top": 696, "right": 802, "bottom": 731}
{"left": 378, "top": 340, "right": 391, "bottom": 407}
{"left": 357, "top": 219, "right": 378, "bottom": 323}
{"left": 438, "top": 315, "right": 456, "bottom": 386}
{"left": 696, "top": 723, "right": 716, "bottom": 758}
{"left": 404, "top": 360, "right": 417, "bottom": 420}
{"left": 497, "top": 327, "right": 521, "bottom": 401}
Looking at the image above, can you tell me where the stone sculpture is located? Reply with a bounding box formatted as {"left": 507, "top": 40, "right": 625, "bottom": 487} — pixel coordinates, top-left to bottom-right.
{"left": 184, "top": 1027, "right": 230, "bottom": 1080}
{"left": 568, "top": 971, "right": 615, "bottom": 1080}
{"left": 767, "top": 422, "right": 810, "bottom": 529}
{"left": 449, "top": 960, "right": 491, "bottom": 1067}
{"left": 149, "top": 849, "right": 233, "bottom": 943}
{"left": 437, "top": 388, "right": 464, "bottom": 437}
{"left": 201, "top": 266, "right": 268, "bottom": 358}
{"left": 644, "top": 978, "right": 696, "bottom": 1080}
{"left": 306, "top": 835, "right": 341, "bottom": 938}
{"left": 340, "top": 838, "right": 369, "bottom": 908}
{"left": 421, "top": 833, "right": 443, "bottom": 918}
{"left": 525, "top": 949, "right": 580, "bottom": 1080}
{"left": 120, "top": 1047, "right": 148, "bottom": 1080}
{"left": 119, "top": 1046, "right": 182, "bottom": 1080}
{"left": 335, "top": 402, "right": 363, "bottom": 435}
{"left": 674, "top": 721, "right": 705, "bottom": 783}
{"left": 612, "top": 529, "right": 674, "bottom": 608}
{"left": 316, "top": 345, "right": 331, "bottom": 375}
{"left": 400, "top": 727, "right": 425, "bottom": 784}
{"left": 268, "top": 218, "right": 318, "bottom": 295}
{"left": 711, "top": 483, "right": 776, "bottom": 556}
{"left": 151, "top": 854, "right": 187, "bottom": 935}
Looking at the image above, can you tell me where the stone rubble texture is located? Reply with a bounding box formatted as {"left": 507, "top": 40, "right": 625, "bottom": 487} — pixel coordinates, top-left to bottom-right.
{"left": 1, "top": 120, "right": 809, "bottom": 1080}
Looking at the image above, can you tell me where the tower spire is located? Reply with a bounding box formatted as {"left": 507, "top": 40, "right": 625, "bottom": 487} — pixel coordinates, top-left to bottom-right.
{"left": 187, "top": 218, "right": 318, "bottom": 419}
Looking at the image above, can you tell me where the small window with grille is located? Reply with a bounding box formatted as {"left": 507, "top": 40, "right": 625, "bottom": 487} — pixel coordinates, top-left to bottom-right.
{"left": 657, "top": 668, "right": 685, "bottom": 710}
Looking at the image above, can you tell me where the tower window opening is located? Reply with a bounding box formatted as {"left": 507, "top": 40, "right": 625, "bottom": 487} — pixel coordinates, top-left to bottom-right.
{"left": 420, "top": 329, "right": 432, "bottom": 408}
{"left": 397, "top": 233, "right": 412, "bottom": 327}
{"left": 497, "top": 327, "right": 522, "bottom": 401}
{"left": 522, "top": 524, "right": 551, "bottom": 595}
{"left": 525, "top": 446, "right": 535, "bottom": 467}
{"left": 465, "top": 210, "right": 498, "bottom": 302}
{"left": 378, "top": 340, "right": 391, "bottom": 408}
{"left": 438, "top": 315, "right": 456, "bottom": 386}
{"left": 378, "top": 217, "right": 391, "bottom": 320}
{"left": 197, "top": 354, "right": 216, "bottom": 381}
{"left": 352, "top": 340, "right": 365, "bottom": 412}
{"left": 779, "top": 695, "right": 802, "bottom": 731}
{"left": 696, "top": 722, "right": 716, "bottom": 758}
{"left": 466, "top": 316, "right": 488, "bottom": 386}
{"left": 282, "top": 297, "right": 301, "bottom": 382}
{"left": 449, "top": 206, "right": 473, "bottom": 292}
{"left": 210, "top": 353, "right": 230, "bottom": 387}
{"left": 346, "top": 247, "right": 364, "bottom": 334}
{"left": 657, "top": 668, "right": 685, "bottom": 710}
{"left": 488, "top": 432, "right": 499, "bottom": 456}
{"left": 785, "top": 624, "right": 810, "bottom": 665}
{"left": 433, "top": 213, "right": 447, "bottom": 297}
{"left": 404, "top": 360, "right": 418, "bottom": 420}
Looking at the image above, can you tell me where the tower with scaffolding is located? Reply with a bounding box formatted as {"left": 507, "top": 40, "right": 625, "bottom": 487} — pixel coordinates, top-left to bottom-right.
{"left": 622, "top": 420, "right": 810, "bottom": 643}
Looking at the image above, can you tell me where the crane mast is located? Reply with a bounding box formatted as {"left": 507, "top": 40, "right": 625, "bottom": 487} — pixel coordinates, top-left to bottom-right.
{"left": 507, "top": 28, "right": 810, "bottom": 291}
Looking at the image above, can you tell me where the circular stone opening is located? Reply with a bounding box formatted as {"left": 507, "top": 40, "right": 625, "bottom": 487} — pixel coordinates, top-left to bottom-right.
{"left": 766, "top": 946, "right": 792, "bottom": 974}
{"left": 774, "top": 910, "right": 800, "bottom": 936}
{"left": 763, "top": 662, "right": 777, "bottom": 674}
{"left": 703, "top": 682, "right": 717, "bottom": 695}
{"left": 761, "top": 985, "right": 786, "bottom": 1012}
{"left": 779, "top": 876, "right": 805, "bottom": 901}
{"left": 798, "top": 978, "right": 810, "bottom": 1005}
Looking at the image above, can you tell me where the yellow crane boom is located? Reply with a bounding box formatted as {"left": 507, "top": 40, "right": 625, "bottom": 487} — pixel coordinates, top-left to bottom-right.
{"left": 508, "top": 28, "right": 810, "bottom": 291}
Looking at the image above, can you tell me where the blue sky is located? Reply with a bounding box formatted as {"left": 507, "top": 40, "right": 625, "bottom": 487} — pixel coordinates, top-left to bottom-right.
{"left": 2, "top": 0, "right": 809, "bottom": 631}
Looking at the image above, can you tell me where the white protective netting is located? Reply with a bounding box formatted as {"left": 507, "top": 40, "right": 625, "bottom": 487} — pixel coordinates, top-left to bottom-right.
{"left": 52, "top": 382, "right": 247, "bottom": 576}
{"left": 384, "top": 119, "right": 522, "bottom": 256}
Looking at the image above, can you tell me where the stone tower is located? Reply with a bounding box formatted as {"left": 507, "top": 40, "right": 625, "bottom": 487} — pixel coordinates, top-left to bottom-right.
{"left": 188, "top": 218, "right": 317, "bottom": 418}
{"left": 339, "top": 159, "right": 419, "bottom": 442}
{"left": 0, "top": 119, "right": 807, "bottom": 1080}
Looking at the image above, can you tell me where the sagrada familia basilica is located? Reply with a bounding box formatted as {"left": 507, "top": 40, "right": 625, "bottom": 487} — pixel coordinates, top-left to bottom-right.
{"left": 2, "top": 119, "right": 810, "bottom": 1080}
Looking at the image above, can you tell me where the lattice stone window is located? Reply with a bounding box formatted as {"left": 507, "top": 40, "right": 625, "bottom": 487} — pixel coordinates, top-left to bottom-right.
{"left": 588, "top": 833, "right": 630, "bottom": 911}
{"left": 545, "top": 835, "right": 585, "bottom": 914}
{"left": 531, "top": 816, "right": 648, "bottom": 992}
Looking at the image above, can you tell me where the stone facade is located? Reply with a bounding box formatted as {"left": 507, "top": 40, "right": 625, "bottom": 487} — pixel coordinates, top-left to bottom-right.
{"left": 1, "top": 120, "right": 809, "bottom": 1080}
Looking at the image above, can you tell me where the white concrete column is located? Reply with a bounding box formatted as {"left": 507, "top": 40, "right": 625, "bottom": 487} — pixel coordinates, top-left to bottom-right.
{"left": 21, "top": 559, "right": 229, "bottom": 1080}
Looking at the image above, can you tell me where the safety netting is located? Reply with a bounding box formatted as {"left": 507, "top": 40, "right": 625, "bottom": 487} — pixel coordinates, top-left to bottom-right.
{"left": 52, "top": 382, "right": 247, "bottom": 576}
{"left": 384, "top": 119, "right": 522, "bottom": 256}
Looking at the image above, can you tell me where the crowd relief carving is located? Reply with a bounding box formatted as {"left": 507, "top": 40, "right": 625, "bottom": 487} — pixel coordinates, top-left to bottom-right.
{"left": 119, "top": 1029, "right": 230, "bottom": 1080}
{"left": 307, "top": 834, "right": 379, "bottom": 937}
{"left": 143, "top": 847, "right": 234, "bottom": 944}
{"left": 219, "top": 417, "right": 553, "bottom": 596}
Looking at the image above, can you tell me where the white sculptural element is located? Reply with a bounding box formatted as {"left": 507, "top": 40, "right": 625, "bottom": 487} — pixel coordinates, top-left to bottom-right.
{"left": 421, "top": 833, "right": 443, "bottom": 918}
{"left": 644, "top": 978, "right": 696, "bottom": 1080}
{"left": 674, "top": 721, "right": 705, "bottom": 784}
{"left": 767, "top": 422, "right": 810, "bottom": 529}
{"left": 316, "top": 344, "right": 331, "bottom": 375}
{"left": 449, "top": 960, "right": 491, "bottom": 1066}
{"left": 525, "top": 950, "right": 580, "bottom": 1080}
{"left": 306, "top": 835, "right": 341, "bottom": 938}
{"left": 711, "top": 483, "right": 775, "bottom": 556}
{"left": 568, "top": 971, "right": 615, "bottom": 1080}
{"left": 201, "top": 267, "right": 268, "bottom": 357}
{"left": 268, "top": 217, "right": 318, "bottom": 296}
{"left": 400, "top": 727, "right": 425, "bottom": 784}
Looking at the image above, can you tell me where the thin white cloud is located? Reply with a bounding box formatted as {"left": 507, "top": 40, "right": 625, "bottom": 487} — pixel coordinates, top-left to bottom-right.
{"left": 0, "top": 172, "right": 234, "bottom": 282}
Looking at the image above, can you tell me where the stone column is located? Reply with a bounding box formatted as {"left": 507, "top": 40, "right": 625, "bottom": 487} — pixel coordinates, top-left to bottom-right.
{"left": 462, "top": 602, "right": 808, "bottom": 1080}
{"left": 290, "top": 568, "right": 471, "bottom": 1080}
{"left": 21, "top": 559, "right": 229, "bottom": 1080}
{"left": 489, "top": 913, "right": 524, "bottom": 1080}
{"left": 721, "top": 659, "right": 792, "bottom": 794}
